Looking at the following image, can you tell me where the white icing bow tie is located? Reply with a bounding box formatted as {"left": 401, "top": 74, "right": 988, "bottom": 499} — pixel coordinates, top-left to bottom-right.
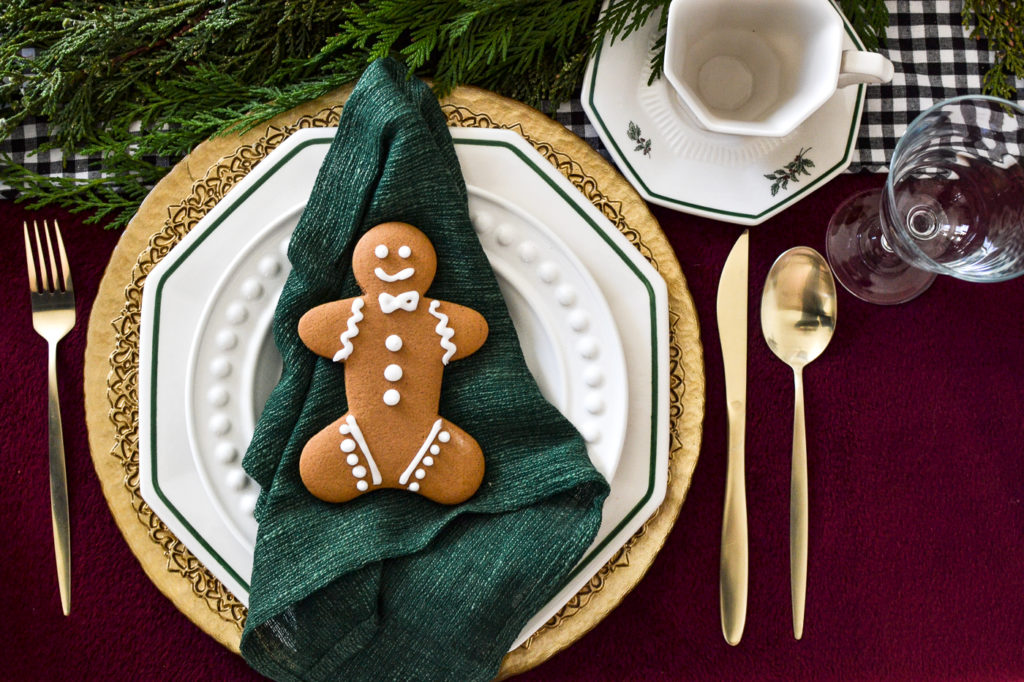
{"left": 378, "top": 291, "right": 420, "bottom": 313}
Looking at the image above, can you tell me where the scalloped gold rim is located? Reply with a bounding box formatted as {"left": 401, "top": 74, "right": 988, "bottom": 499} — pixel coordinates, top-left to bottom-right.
{"left": 83, "top": 83, "right": 705, "bottom": 675}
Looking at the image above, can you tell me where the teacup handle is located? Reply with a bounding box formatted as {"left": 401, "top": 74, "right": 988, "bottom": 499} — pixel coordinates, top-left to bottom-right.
{"left": 837, "top": 50, "right": 895, "bottom": 88}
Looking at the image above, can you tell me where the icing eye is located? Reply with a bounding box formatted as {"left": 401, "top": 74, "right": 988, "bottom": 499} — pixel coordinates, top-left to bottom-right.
{"left": 398, "top": 245, "right": 412, "bottom": 258}
{"left": 374, "top": 244, "right": 389, "bottom": 259}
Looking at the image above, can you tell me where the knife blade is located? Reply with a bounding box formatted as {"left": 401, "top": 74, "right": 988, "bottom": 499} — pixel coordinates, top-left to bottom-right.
{"left": 717, "top": 229, "right": 749, "bottom": 646}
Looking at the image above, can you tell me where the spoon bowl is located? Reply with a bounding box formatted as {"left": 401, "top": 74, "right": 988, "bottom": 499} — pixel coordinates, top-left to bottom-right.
{"left": 762, "top": 248, "right": 837, "bottom": 368}
{"left": 760, "top": 246, "right": 837, "bottom": 640}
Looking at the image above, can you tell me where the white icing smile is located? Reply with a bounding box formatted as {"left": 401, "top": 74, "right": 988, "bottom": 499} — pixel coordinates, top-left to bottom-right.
{"left": 375, "top": 267, "right": 415, "bottom": 282}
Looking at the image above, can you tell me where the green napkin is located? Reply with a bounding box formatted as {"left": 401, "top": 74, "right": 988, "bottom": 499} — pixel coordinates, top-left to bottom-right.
{"left": 240, "top": 58, "right": 609, "bottom": 681}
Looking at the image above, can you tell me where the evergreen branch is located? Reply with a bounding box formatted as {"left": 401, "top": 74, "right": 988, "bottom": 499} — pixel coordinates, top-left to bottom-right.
{"left": 0, "top": 0, "right": 969, "bottom": 231}
{"left": 963, "top": 0, "right": 1024, "bottom": 100}
{"left": 839, "top": 0, "right": 889, "bottom": 50}
{"left": 0, "top": 154, "right": 150, "bottom": 229}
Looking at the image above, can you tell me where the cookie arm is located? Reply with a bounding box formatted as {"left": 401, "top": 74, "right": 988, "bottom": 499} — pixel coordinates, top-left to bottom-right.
{"left": 440, "top": 302, "right": 489, "bottom": 361}
{"left": 298, "top": 297, "right": 364, "bottom": 361}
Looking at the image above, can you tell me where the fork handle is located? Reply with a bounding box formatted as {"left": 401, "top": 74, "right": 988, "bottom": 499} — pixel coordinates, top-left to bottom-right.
{"left": 47, "top": 342, "right": 71, "bottom": 616}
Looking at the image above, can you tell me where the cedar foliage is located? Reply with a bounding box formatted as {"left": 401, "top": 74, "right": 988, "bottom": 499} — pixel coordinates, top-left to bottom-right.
{"left": 962, "top": 0, "right": 1024, "bottom": 99}
{"left": 0, "top": 0, "right": 1010, "bottom": 228}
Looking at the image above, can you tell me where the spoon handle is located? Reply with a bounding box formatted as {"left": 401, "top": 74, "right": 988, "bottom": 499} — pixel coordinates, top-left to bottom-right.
{"left": 791, "top": 366, "right": 808, "bottom": 640}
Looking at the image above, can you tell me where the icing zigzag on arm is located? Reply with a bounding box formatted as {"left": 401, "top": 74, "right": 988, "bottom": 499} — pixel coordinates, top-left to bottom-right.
{"left": 332, "top": 297, "right": 365, "bottom": 362}
{"left": 428, "top": 300, "right": 457, "bottom": 365}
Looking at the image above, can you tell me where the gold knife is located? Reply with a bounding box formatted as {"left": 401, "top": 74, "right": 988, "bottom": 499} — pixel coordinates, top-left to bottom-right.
{"left": 717, "top": 229, "right": 749, "bottom": 646}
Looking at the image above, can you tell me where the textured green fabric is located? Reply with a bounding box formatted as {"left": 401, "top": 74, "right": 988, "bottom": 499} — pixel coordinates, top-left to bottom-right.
{"left": 239, "top": 59, "right": 609, "bottom": 681}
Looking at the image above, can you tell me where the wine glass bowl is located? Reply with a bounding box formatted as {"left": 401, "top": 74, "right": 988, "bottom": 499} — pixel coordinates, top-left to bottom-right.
{"left": 826, "top": 95, "right": 1024, "bottom": 304}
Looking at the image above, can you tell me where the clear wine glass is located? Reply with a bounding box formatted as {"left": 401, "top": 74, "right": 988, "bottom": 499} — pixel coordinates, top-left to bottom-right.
{"left": 826, "top": 95, "right": 1024, "bottom": 305}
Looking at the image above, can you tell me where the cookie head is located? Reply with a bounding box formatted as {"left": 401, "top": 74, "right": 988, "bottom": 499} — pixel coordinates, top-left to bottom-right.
{"left": 352, "top": 222, "right": 437, "bottom": 296}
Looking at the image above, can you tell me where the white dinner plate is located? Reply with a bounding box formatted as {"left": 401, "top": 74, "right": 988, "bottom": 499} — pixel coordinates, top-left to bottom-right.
{"left": 138, "top": 126, "right": 669, "bottom": 648}
{"left": 582, "top": 0, "right": 868, "bottom": 225}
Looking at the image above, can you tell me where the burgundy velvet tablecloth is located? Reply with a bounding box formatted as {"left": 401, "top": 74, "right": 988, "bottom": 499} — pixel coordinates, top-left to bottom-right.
{"left": 4, "top": 168, "right": 1024, "bottom": 680}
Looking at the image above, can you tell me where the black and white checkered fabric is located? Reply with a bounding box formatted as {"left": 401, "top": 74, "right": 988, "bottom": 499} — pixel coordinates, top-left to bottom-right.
{"left": 2, "top": 0, "right": 1022, "bottom": 193}
{"left": 559, "top": 0, "right": 1023, "bottom": 173}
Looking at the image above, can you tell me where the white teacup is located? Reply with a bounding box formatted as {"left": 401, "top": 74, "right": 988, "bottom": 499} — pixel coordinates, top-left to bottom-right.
{"left": 663, "top": 0, "right": 894, "bottom": 137}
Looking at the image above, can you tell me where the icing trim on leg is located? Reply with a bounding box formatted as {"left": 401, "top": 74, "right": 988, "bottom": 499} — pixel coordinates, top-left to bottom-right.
{"left": 344, "top": 414, "right": 382, "bottom": 485}
{"left": 399, "top": 418, "right": 443, "bottom": 485}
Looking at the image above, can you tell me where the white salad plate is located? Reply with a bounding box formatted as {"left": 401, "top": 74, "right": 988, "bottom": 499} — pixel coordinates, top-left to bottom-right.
{"left": 138, "top": 126, "right": 669, "bottom": 648}
{"left": 582, "top": 0, "right": 868, "bottom": 225}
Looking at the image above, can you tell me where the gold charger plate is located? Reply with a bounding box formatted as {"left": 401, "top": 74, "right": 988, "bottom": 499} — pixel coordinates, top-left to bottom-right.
{"left": 83, "top": 84, "right": 704, "bottom": 676}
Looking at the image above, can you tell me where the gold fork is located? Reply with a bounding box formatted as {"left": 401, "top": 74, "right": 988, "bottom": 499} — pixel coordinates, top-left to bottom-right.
{"left": 23, "top": 220, "right": 76, "bottom": 616}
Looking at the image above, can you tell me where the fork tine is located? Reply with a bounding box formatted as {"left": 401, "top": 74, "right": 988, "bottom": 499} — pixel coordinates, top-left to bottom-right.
{"left": 52, "top": 221, "right": 72, "bottom": 291}
{"left": 32, "top": 221, "right": 51, "bottom": 292}
{"left": 23, "top": 222, "right": 39, "bottom": 293}
{"left": 42, "top": 221, "right": 60, "bottom": 293}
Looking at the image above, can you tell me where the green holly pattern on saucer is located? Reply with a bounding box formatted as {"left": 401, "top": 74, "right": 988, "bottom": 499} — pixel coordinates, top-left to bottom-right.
{"left": 765, "top": 147, "right": 815, "bottom": 196}
{"left": 627, "top": 121, "right": 652, "bottom": 157}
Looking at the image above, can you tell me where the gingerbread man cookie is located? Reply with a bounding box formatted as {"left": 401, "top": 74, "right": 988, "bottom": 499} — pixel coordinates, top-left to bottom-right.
{"left": 297, "top": 222, "right": 489, "bottom": 505}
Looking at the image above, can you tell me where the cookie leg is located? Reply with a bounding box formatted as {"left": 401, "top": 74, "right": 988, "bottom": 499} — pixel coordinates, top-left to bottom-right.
{"left": 398, "top": 418, "right": 484, "bottom": 505}
{"left": 299, "top": 413, "right": 383, "bottom": 503}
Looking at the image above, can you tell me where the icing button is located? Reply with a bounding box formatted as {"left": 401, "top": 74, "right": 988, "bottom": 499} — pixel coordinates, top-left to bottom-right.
{"left": 577, "top": 336, "right": 600, "bottom": 359}
{"left": 424, "top": 456, "right": 435, "bottom": 466}
{"left": 415, "top": 469, "right": 426, "bottom": 480}
{"left": 438, "top": 431, "right": 451, "bottom": 443}
{"left": 346, "top": 453, "right": 359, "bottom": 466}
{"left": 384, "top": 364, "right": 403, "bottom": 382}
{"left": 339, "top": 424, "right": 351, "bottom": 435}
{"left": 340, "top": 439, "right": 356, "bottom": 453}
{"left": 408, "top": 482, "right": 420, "bottom": 492}
{"left": 383, "top": 389, "right": 401, "bottom": 406}
{"left": 585, "top": 392, "right": 605, "bottom": 415}
{"left": 215, "top": 330, "right": 237, "bottom": 350}
{"left": 352, "top": 465, "right": 367, "bottom": 479}
{"left": 209, "top": 414, "right": 231, "bottom": 436}
{"left": 241, "top": 278, "right": 264, "bottom": 300}
{"left": 226, "top": 303, "right": 248, "bottom": 324}
{"left": 556, "top": 285, "right": 576, "bottom": 307}
{"left": 538, "top": 261, "right": 559, "bottom": 283}
{"left": 214, "top": 443, "right": 237, "bottom": 463}
{"left": 429, "top": 444, "right": 440, "bottom": 455}
{"left": 357, "top": 480, "right": 369, "bottom": 492}
{"left": 207, "top": 386, "right": 229, "bottom": 407}
{"left": 259, "top": 255, "right": 282, "bottom": 278}
{"left": 385, "top": 335, "right": 403, "bottom": 352}
{"left": 210, "top": 357, "right": 232, "bottom": 378}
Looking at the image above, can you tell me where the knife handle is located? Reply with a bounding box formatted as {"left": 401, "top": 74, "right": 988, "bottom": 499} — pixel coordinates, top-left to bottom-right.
{"left": 720, "top": 401, "right": 748, "bottom": 646}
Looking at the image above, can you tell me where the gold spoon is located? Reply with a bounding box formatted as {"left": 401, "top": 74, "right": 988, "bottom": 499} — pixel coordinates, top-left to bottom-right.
{"left": 760, "top": 246, "right": 837, "bottom": 640}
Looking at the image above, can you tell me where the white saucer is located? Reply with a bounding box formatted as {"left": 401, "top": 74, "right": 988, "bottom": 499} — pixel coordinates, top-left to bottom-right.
{"left": 582, "top": 1, "right": 868, "bottom": 225}
{"left": 138, "top": 126, "right": 670, "bottom": 649}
